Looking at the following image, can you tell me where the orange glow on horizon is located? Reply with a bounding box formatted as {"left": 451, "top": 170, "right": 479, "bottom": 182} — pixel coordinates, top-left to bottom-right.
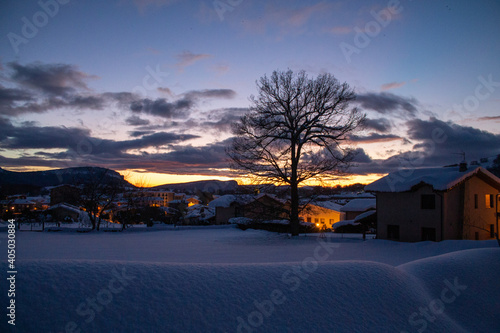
{"left": 119, "top": 170, "right": 386, "bottom": 188}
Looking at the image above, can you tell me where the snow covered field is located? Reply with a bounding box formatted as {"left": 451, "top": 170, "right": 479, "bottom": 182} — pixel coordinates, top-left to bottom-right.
{"left": 1, "top": 226, "right": 499, "bottom": 332}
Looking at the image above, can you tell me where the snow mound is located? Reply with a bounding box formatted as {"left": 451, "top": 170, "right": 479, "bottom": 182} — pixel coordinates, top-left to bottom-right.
{"left": 398, "top": 248, "right": 500, "bottom": 333}
{"left": 3, "top": 247, "right": 498, "bottom": 332}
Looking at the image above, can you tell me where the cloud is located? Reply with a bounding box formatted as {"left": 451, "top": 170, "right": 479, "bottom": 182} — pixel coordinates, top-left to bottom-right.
{"left": 129, "top": 89, "right": 237, "bottom": 119}
{"left": 128, "top": 130, "right": 155, "bottom": 137}
{"left": 351, "top": 118, "right": 500, "bottom": 175}
{"left": 356, "top": 92, "right": 419, "bottom": 118}
{"left": 351, "top": 148, "right": 372, "bottom": 163}
{"left": 175, "top": 51, "right": 211, "bottom": 71}
{"left": 476, "top": 115, "right": 500, "bottom": 122}
{"left": 0, "top": 118, "right": 233, "bottom": 176}
{"left": 9, "top": 62, "right": 96, "bottom": 97}
{"left": 0, "top": 61, "right": 138, "bottom": 116}
{"left": 126, "top": 115, "right": 150, "bottom": 126}
{"left": 380, "top": 81, "right": 406, "bottom": 91}
{"left": 241, "top": 2, "right": 334, "bottom": 35}
{"left": 0, "top": 119, "right": 197, "bottom": 153}
{"left": 348, "top": 133, "right": 401, "bottom": 143}
{"left": 363, "top": 118, "right": 392, "bottom": 133}
{"left": 200, "top": 107, "right": 248, "bottom": 132}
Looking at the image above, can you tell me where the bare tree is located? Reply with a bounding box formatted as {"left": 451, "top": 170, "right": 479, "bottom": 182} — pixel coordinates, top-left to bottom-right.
{"left": 79, "top": 168, "right": 123, "bottom": 231}
{"left": 228, "top": 70, "right": 364, "bottom": 236}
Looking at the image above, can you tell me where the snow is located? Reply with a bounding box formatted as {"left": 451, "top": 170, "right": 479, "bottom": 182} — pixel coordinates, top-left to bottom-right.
{"left": 353, "top": 210, "right": 376, "bottom": 221}
{"left": 331, "top": 220, "right": 360, "bottom": 229}
{"left": 208, "top": 194, "right": 238, "bottom": 208}
{"left": 340, "top": 198, "right": 376, "bottom": 212}
{"left": 311, "top": 200, "right": 343, "bottom": 212}
{"left": 1, "top": 227, "right": 498, "bottom": 332}
{"left": 365, "top": 165, "right": 500, "bottom": 192}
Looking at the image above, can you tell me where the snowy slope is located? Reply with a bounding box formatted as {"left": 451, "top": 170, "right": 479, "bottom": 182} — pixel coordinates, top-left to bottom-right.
{"left": 1, "top": 228, "right": 499, "bottom": 332}
{"left": 2, "top": 248, "right": 498, "bottom": 332}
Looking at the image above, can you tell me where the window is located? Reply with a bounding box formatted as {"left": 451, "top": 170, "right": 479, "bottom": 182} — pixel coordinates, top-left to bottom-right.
{"left": 320, "top": 218, "right": 325, "bottom": 224}
{"left": 485, "top": 194, "right": 494, "bottom": 208}
{"left": 421, "top": 227, "right": 436, "bottom": 241}
{"left": 329, "top": 219, "right": 335, "bottom": 224}
{"left": 421, "top": 194, "right": 436, "bottom": 209}
{"left": 474, "top": 194, "right": 478, "bottom": 209}
{"left": 315, "top": 218, "right": 319, "bottom": 223}
{"left": 307, "top": 217, "right": 312, "bottom": 223}
{"left": 490, "top": 224, "right": 495, "bottom": 238}
{"left": 387, "top": 225, "right": 400, "bottom": 240}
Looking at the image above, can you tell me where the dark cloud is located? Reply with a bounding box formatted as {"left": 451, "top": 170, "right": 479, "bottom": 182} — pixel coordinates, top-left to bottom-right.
{"left": 351, "top": 148, "right": 372, "bottom": 163}
{"left": 126, "top": 115, "right": 150, "bottom": 126}
{"left": 128, "top": 130, "right": 155, "bottom": 137}
{"left": 356, "top": 92, "right": 419, "bottom": 118}
{"left": 363, "top": 117, "right": 392, "bottom": 133}
{"left": 348, "top": 133, "right": 401, "bottom": 143}
{"left": 0, "top": 119, "right": 198, "bottom": 156}
{"left": 1, "top": 61, "right": 237, "bottom": 121}
{"left": 130, "top": 98, "right": 192, "bottom": 118}
{"left": 351, "top": 118, "right": 500, "bottom": 175}
{"left": 201, "top": 107, "right": 248, "bottom": 132}
{"left": 9, "top": 62, "right": 95, "bottom": 97}
{"left": 129, "top": 89, "right": 237, "bottom": 119}
{"left": 0, "top": 117, "right": 231, "bottom": 176}
{"left": 184, "top": 89, "right": 236, "bottom": 100}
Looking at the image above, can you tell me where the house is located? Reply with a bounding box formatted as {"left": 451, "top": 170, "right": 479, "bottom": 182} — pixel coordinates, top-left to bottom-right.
{"left": 47, "top": 203, "right": 83, "bottom": 222}
{"left": 208, "top": 195, "right": 253, "bottom": 224}
{"left": 300, "top": 201, "right": 345, "bottom": 228}
{"left": 340, "top": 199, "right": 376, "bottom": 220}
{"left": 365, "top": 165, "right": 500, "bottom": 242}
{"left": 240, "top": 193, "right": 289, "bottom": 221}
{"left": 50, "top": 185, "right": 81, "bottom": 206}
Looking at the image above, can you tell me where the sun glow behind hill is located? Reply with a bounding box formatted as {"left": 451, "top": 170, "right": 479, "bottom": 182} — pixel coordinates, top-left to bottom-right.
{"left": 120, "top": 169, "right": 386, "bottom": 187}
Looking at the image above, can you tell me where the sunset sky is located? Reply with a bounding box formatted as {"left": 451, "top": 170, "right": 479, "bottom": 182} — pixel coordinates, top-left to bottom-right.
{"left": 1, "top": 0, "right": 499, "bottom": 186}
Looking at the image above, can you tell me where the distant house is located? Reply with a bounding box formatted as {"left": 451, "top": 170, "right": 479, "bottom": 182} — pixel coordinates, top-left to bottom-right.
{"left": 365, "top": 165, "right": 500, "bottom": 242}
{"left": 208, "top": 195, "right": 252, "bottom": 224}
{"left": 208, "top": 194, "right": 287, "bottom": 224}
{"left": 300, "top": 201, "right": 345, "bottom": 228}
{"left": 340, "top": 199, "right": 376, "bottom": 220}
{"left": 47, "top": 203, "right": 83, "bottom": 222}
{"left": 240, "top": 194, "right": 289, "bottom": 221}
{"left": 50, "top": 185, "right": 81, "bottom": 206}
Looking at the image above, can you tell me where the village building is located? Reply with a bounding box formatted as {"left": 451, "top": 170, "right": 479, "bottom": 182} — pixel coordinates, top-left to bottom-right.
{"left": 365, "top": 165, "right": 500, "bottom": 242}
{"left": 340, "top": 198, "right": 376, "bottom": 220}
{"left": 300, "top": 201, "right": 345, "bottom": 229}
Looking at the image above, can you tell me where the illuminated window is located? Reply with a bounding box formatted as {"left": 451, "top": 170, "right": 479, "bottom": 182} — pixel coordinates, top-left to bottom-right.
{"left": 486, "top": 194, "right": 494, "bottom": 208}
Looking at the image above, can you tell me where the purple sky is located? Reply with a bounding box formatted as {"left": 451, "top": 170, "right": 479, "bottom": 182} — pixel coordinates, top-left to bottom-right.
{"left": 1, "top": 0, "right": 499, "bottom": 185}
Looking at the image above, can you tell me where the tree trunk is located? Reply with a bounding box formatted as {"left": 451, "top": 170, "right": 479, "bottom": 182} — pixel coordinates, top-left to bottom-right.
{"left": 290, "top": 180, "right": 300, "bottom": 236}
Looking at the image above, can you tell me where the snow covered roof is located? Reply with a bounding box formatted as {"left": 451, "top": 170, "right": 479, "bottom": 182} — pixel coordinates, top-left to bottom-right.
{"left": 47, "top": 203, "right": 82, "bottom": 213}
{"left": 208, "top": 195, "right": 253, "bottom": 208}
{"left": 340, "top": 199, "right": 376, "bottom": 212}
{"left": 365, "top": 166, "right": 500, "bottom": 193}
{"left": 331, "top": 220, "right": 360, "bottom": 229}
{"left": 310, "top": 201, "right": 343, "bottom": 212}
{"left": 354, "top": 210, "right": 376, "bottom": 222}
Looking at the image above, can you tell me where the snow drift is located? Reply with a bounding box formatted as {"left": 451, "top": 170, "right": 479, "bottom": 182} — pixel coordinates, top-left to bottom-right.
{"left": 2, "top": 248, "right": 498, "bottom": 332}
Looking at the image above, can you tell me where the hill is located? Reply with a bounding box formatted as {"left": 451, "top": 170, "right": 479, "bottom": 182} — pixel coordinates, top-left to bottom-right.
{"left": 0, "top": 167, "right": 132, "bottom": 192}
{"left": 150, "top": 179, "right": 238, "bottom": 193}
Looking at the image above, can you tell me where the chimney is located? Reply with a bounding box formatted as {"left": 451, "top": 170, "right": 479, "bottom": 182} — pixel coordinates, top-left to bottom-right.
{"left": 459, "top": 161, "right": 467, "bottom": 172}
